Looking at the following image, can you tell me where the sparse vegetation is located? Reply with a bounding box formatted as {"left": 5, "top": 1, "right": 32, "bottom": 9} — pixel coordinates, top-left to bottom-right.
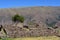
{"left": 47, "top": 22, "right": 57, "bottom": 27}
{"left": 46, "top": 19, "right": 57, "bottom": 27}
{"left": 28, "top": 22, "right": 34, "bottom": 25}
{"left": 56, "top": 15, "right": 60, "bottom": 21}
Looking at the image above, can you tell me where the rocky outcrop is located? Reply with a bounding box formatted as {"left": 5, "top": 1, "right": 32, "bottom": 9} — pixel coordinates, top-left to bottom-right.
{"left": 0, "top": 22, "right": 59, "bottom": 38}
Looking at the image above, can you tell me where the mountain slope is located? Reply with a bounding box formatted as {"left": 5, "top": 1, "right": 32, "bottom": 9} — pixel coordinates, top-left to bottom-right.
{"left": 0, "top": 7, "right": 60, "bottom": 37}
{"left": 0, "top": 7, "right": 60, "bottom": 25}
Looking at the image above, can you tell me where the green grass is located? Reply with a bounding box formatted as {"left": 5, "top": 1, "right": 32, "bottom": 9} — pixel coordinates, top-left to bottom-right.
{"left": 0, "top": 38, "right": 13, "bottom": 40}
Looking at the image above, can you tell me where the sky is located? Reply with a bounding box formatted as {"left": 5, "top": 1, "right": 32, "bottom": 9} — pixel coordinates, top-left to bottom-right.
{"left": 0, "top": 0, "right": 60, "bottom": 8}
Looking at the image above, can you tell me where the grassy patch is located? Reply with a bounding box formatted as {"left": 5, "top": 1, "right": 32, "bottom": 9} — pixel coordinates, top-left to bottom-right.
{"left": 0, "top": 36, "right": 60, "bottom": 40}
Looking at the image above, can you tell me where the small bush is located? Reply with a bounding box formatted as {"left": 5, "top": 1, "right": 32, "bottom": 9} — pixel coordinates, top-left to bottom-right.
{"left": 12, "top": 14, "right": 24, "bottom": 23}
{"left": 46, "top": 22, "right": 57, "bottom": 27}
{"left": 56, "top": 15, "right": 60, "bottom": 21}
{"left": 46, "top": 19, "right": 57, "bottom": 27}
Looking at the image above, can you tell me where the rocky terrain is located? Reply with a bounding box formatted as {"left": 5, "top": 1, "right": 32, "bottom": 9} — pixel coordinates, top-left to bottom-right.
{"left": 0, "top": 6, "right": 60, "bottom": 38}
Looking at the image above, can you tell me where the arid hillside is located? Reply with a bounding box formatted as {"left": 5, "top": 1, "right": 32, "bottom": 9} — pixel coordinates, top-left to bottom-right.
{"left": 0, "top": 7, "right": 60, "bottom": 25}
{"left": 0, "top": 6, "right": 60, "bottom": 38}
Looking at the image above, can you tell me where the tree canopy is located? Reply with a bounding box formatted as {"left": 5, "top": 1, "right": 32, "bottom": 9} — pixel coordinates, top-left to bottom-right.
{"left": 12, "top": 14, "right": 24, "bottom": 23}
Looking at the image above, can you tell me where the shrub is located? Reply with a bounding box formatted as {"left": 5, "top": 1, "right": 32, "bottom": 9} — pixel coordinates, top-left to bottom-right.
{"left": 12, "top": 14, "right": 24, "bottom": 23}
{"left": 56, "top": 15, "right": 60, "bottom": 21}
{"left": 47, "top": 22, "right": 57, "bottom": 27}
{"left": 46, "top": 19, "right": 57, "bottom": 27}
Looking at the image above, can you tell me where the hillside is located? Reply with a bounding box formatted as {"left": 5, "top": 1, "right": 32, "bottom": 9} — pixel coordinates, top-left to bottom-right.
{"left": 0, "top": 6, "right": 60, "bottom": 38}
{"left": 0, "top": 7, "right": 60, "bottom": 25}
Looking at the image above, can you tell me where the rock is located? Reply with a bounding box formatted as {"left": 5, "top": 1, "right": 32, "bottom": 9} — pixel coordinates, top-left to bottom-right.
{"left": 55, "top": 28, "right": 60, "bottom": 37}
{"left": 23, "top": 25, "right": 29, "bottom": 29}
{"left": 0, "top": 29, "right": 7, "bottom": 38}
{"left": 53, "top": 26, "right": 58, "bottom": 29}
{"left": 54, "top": 21, "right": 60, "bottom": 28}
{"left": 17, "top": 23, "right": 23, "bottom": 28}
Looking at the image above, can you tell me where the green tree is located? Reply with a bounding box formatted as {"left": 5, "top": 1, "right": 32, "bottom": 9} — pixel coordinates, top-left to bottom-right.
{"left": 12, "top": 14, "right": 24, "bottom": 23}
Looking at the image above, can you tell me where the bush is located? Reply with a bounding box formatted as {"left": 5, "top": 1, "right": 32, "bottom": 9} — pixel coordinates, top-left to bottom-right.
{"left": 46, "top": 21, "right": 57, "bottom": 27}
{"left": 12, "top": 14, "right": 24, "bottom": 23}
{"left": 46, "top": 19, "right": 57, "bottom": 27}
{"left": 56, "top": 15, "right": 60, "bottom": 21}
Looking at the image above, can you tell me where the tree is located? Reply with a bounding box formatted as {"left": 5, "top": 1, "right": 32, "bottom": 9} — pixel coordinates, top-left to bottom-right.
{"left": 12, "top": 14, "right": 24, "bottom": 23}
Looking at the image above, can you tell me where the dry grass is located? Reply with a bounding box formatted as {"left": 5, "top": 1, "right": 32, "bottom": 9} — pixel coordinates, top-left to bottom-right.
{"left": 0, "top": 36, "right": 60, "bottom": 40}
{"left": 14, "top": 36, "right": 60, "bottom": 40}
{"left": 13, "top": 36, "right": 60, "bottom": 40}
